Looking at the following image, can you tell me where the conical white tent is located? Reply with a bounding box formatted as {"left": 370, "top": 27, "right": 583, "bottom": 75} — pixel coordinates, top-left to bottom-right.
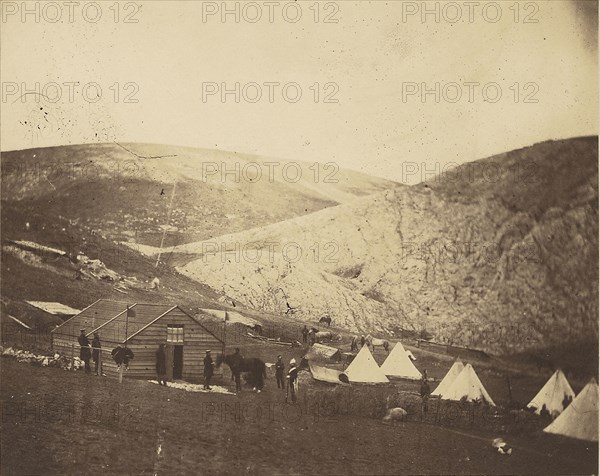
{"left": 527, "top": 370, "right": 575, "bottom": 417}
{"left": 345, "top": 345, "right": 389, "bottom": 383}
{"left": 440, "top": 363, "right": 495, "bottom": 406}
{"left": 544, "top": 378, "right": 598, "bottom": 442}
{"left": 432, "top": 359, "right": 464, "bottom": 396}
{"left": 380, "top": 342, "right": 422, "bottom": 380}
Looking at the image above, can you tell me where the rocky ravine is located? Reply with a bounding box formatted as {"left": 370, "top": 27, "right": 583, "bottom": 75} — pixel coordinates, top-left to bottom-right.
{"left": 168, "top": 137, "right": 598, "bottom": 355}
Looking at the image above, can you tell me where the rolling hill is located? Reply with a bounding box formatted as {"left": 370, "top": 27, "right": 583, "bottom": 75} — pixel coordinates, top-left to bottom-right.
{"left": 1, "top": 143, "right": 395, "bottom": 248}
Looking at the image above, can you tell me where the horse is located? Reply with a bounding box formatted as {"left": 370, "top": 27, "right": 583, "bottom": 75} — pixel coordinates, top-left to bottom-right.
{"left": 216, "top": 353, "right": 267, "bottom": 391}
{"left": 318, "top": 316, "right": 332, "bottom": 327}
{"left": 365, "top": 334, "right": 390, "bottom": 353}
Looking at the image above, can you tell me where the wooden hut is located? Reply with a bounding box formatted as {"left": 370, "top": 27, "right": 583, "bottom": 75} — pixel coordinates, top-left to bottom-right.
{"left": 51, "top": 299, "right": 224, "bottom": 382}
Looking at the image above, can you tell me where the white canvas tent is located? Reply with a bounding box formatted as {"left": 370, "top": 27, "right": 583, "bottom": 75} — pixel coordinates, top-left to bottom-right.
{"left": 380, "top": 342, "right": 422, "bottom": 380}
{"left": 527, "top": 370, "right": 575, "bottom": 417}
{"left": 440, "top": 363, "right": 495, "bottom": 406}
{"left": 432, "top": 359, "right": 464, "bottom": 396}
{"left": 345, "top": 345, "right": 389, "bottom": 384}
{"left": 544, "top": 378, "right": 598, "bottom": 442}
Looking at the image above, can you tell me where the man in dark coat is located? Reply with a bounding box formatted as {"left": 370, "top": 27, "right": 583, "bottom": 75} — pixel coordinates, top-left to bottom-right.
{"left": 275, "top": 355, "right": 285, "bottom": 390}
{"left": 204, "top": 350, "right": 214, "bottom": 390}
{"left": 91, "top": 332, "right": 101, "bottom": 375}
{"left": 229, "top": 348, "right": 243, "bottom": 392}
{"left": 540, "top": 404, "right": 551, "bottom": 421}
{"left": 302, "top": 325, "right": 309, "bottom": 344}
{"left": 420, "top": 379, "right": 431, "bottom": 417}
{"left": 78, "top": 329, "right": 92, "bottom": 374}
{"left": 156, "top": 343, "right": 167, "bottom": 386}
{"left": 562, "top": 393, "right": 573, "bottom": 410}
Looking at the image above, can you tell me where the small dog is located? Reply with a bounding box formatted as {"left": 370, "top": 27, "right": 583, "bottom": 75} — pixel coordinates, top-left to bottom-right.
{"left": 383, "top": 407, "right": 408, "bottom": 423}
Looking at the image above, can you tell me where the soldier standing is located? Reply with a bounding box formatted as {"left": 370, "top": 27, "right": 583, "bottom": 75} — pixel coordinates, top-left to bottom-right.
{"left": 91, "top": 332, "right": 102, "bottom": 375}
{"left": 156, "top": 344, "right": 167, "bottom": 386}
{"left": 275, "top": 355, "right": 285, "bottom": 390}
{"left": 230, "top": 348, "right": 243, "bottom": 392}
{"left": 420, "top": 379, "right": 431, "bottom": 418}
{"left": 302, "top": 325, "right": 309, "bottom": 344}
{"left": 287, "top": 358, "right": 299, "bottom": 403}
{"left": 78, "top": 329, "right": 92, "bottom": 374}
{"left": 204, "top": 350, "right": 214, "bottom": 390}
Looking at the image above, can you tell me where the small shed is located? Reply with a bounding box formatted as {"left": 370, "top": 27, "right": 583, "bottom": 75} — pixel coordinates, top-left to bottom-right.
{"left": 51, "top": 299, "right": 224, "bottom": 382}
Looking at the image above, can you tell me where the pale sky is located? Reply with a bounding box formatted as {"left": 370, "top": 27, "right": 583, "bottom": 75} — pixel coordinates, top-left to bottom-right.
{"left": 1, "top": 0, "right": 597, "bottom": 183}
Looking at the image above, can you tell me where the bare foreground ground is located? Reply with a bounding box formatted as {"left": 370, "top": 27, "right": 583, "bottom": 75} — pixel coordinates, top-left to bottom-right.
{"left": 1, "top": 359, "right": 597, "bottom": 476}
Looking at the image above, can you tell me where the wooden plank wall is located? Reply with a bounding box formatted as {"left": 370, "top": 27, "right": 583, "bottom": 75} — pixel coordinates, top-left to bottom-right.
{"left": 53, "top": 308, "right": 224, "bottom": 383}
{"left": 128, "top": 308, "right": 223, "bottom": 381}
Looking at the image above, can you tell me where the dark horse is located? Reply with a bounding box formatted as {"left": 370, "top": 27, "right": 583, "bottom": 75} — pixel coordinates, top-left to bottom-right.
{"left": 318, "top": 316, "right": 332, "bottom": 327}
{"left": 216, "top": 353, "right": 267, "bottom": 391}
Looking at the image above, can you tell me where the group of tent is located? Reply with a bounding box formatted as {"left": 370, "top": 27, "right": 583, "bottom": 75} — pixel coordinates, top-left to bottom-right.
{"left": 308, "top": 343, "right": 599, "bottom": 442}
{"left": 309, "top": 343, "right": 495, "bottom": 408}
{"left": 526, "top": 369, "right": 598, "bottom": 442}
{"left": 306, "top": 342, "right": 423, "bottom": 384}
{"left": 432, "top": 359, "right": 495, "bottom": 405}
{"left": 427, "top": 359, "right": 598, "bottom": 442}
{"left": 345, "top": 342, "right": 422, "bottom": 383}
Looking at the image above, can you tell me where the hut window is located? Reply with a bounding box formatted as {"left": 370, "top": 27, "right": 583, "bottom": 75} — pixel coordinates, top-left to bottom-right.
{"left": 167, "top": 324, "right": 184, "bottom": 343}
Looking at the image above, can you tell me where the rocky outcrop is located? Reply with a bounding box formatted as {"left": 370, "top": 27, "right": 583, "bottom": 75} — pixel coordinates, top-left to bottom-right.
{"left": 177, "top": 138, "right": 598, "bottom": 355}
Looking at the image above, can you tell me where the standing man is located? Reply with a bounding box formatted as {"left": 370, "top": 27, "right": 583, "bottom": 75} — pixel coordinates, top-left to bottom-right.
{"left": 78, "top": 329, "right": 92, "bottom": 374}
{"left": 204, "top": 350, "right": 214, "bottom": 390}
{"left": 302, "top": 325, "right": 309, "bottom": 345}
{"left": 91, "top": 332, "right": 102, "bottom": 376}
{"left": 230, "top": 348, "right": 243, "bottom": 393}
{"left": 275, "top": 355, "right": 285, "bottom": 390}
{"left": 287, "top": 358, "right": 299, "bottom": 403}
{"left": 420, "top": 378, "right": 431, "bottom": 419}
{"left": 308, "top": 329, "right": 316, "bottom": 346}
{"left": 562, "top": 393, "right": 573, "bottom": 410}
{"left": 156, "top": 343, "right": 167, "bottom": 386}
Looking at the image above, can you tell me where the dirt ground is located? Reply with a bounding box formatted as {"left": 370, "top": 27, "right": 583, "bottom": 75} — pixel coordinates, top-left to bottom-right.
{"left": 1, "top": 359, "right": 597, "bottom": 476}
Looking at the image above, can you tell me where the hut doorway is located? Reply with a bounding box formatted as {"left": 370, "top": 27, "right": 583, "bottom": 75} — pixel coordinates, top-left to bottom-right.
{"left": 173, "top": 345, "right": 184, "bottom": 379}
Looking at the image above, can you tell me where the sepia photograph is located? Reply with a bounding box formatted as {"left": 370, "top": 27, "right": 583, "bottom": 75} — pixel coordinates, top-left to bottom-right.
{"left": 0, "top": 1, "right": 598, "bottom": 474}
